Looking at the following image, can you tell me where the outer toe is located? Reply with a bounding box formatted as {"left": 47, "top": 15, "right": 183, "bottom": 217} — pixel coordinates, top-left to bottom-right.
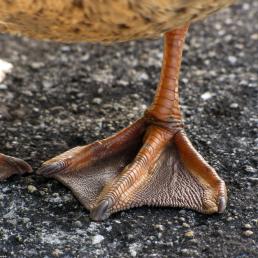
{"left": 90, "top": 199, "right": 113, "bottom": 221}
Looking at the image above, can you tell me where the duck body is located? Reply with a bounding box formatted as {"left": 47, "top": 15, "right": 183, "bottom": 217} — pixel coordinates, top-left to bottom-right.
{"left": 0, "top": 0, "right": 233, "bottom": 43}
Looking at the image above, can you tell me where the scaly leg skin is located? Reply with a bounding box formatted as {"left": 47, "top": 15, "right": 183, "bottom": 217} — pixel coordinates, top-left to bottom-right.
{"left": 0, "top": 153, "right": 32, "bottom": 181}
{"left": 38, "top": 24, "right": 227, "bottom": 221}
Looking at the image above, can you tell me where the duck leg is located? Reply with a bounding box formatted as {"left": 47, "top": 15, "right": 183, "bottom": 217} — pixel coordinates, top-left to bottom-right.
{"left": 38, "top": 24, "right": 227, "bottom": 221}
{"left": 0, "top": 153, "right": 32, "bottom": 181}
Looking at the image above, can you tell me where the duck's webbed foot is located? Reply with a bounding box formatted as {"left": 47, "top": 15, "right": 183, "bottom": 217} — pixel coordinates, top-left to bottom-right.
{"left": 0, "top": 154, "right": 32, "bottom": 181}
{"left": 37, "top": 118, "right": 227, "bottom": 221}
{"left": 38, "top": 25, "right": 227, "bottom": 221}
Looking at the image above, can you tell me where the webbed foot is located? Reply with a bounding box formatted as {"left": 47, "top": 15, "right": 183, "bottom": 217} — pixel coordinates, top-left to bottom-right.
{"left": 38, "top": 119, "right": 227, "bottom": 221}
{"left": 0, "top": 153, "right": 32, "bottom": 181}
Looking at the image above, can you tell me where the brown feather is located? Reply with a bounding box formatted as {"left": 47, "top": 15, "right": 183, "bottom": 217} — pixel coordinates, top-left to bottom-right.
{"left": 0, "top": 0, "right": 234, "bottom": 43}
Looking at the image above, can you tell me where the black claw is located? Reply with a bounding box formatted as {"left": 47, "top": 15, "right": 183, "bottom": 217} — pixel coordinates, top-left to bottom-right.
{"left": 37, "top": 161, "right": 67, "bottom": 176}
{"left": 90, "top": 198, "right": 113, "bottom": 221}
{"left": 218, "top": 196, "right": 227, "bottom": 213}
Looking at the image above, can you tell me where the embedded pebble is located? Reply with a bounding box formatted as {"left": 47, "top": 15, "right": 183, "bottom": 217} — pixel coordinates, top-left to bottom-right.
{"left": 52, "top": 249, "right": 63, "bottom": 257}
{"left": 228, "top": 56, "right": 237, "bottom": 65}
{"left": 244, "top": 165, "right": 256, "bottom": 173}
{"left": 74, "top": 221, "right": 83, "bottom": 227}
{"left": 230, "top": 103, "right": 239, "bottom": 109}
{"left": 182, "top": 223, "right": 190, "bottom": 228}
{"left": 0, "top": 84, "right": 8, "bottom": 90}
{"left": 154, "top": 224, "right": 165, "bottom": 231}
{"left": 201, "top": 92, "right": 214, "bottom": 100}
{"left": 0, "top": 59, "right": 13, "bottom": 83}
{"left": 27, "top": 185, "right": 37, "bottom": 193}
{"left": 243, "top": 224, "right": 252, "bottom": 229}
{"left": 92, "top": 98, "right": 103, "bottom": 105}
{"left": 129, "top": 243, "right": 141, "bottom": 257}
{"left": 185, "top": 230, "right": 194, "bottom": 238}
{"left": 243, "top": 230, "right": 253, "bottom": 237}
{"left": 92, "top": 235, "right": 105, "bottom": 245}
{"left": 181, "top": 249, "right": 198, "bottom": 256}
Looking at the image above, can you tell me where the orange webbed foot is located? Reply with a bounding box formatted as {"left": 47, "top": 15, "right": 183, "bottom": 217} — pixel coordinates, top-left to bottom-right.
{"left": 0, "top": 153, "right": 32, "bottom": 181}
{"left": 37, "top": 26, "right": 228, "bottom": 221}
{"left": 37, "top": 119, "right": 227, "bottom": 221}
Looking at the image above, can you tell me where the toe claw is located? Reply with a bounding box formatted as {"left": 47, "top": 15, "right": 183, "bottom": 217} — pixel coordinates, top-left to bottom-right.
{"left": 9, "top": 156, "right": 32, "bottom": 174}
{"left": 37, "top": 160, "right": 68, "bottom": 176}
{"left": 218, "top": 196, "right": 227, "bottom": 213}
{"left": 90, "top": 198, "right": 113, "bottom": 221}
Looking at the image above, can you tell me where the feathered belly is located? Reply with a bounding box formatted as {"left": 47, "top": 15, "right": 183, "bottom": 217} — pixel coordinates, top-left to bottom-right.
{"left": 0, "top": 0, "right": 233, "bottom": 43}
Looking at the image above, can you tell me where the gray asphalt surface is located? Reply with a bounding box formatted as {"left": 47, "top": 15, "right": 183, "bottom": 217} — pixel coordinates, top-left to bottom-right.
{"left": 0, "top": 0, "right": 257, "bottom": 257}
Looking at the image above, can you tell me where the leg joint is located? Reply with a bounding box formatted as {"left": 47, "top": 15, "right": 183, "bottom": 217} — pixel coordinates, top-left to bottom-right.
{"left": 144, "top": 109, "right": 185, "bottom": 136}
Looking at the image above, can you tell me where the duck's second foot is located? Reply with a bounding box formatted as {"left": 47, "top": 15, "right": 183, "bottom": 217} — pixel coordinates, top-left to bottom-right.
{"left": 0, "top": 153, "right": 32, "bottom": 181}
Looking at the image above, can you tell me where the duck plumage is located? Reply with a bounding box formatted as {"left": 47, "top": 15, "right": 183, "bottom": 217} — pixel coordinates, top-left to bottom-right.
{"left": 0, "top": 0, "right": 233, "bottom": 43}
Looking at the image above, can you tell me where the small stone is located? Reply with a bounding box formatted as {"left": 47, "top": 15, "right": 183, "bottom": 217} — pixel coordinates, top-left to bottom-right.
{"left": 129, "top": 243, "right": 141, "bottom": 257}
{"left": 52, "top": 249, "right": 63, "bottom": 257}
{"left": 97, "top": 87, "right": 104, "bottom": 94}
{"left": 244, "top": 165, "right": 256, "bottom": 173}
{"left": 42, "top": 80, "right": 53, "bottom": 89}
{"left": 154, "top": 224, "right": 165, "bottom": 231}
{"left": 81, "top": 54, "right": 90, "bottom": 61}
{"left": 179, "top": 217, "right": 185, "bottom": 222}
{"left": 137, "top": 72, "right": 149, "bottom": 81}
{"left": 201, "top": 92, "right": 214, "bottom": 100}
{"left": 61, "top": 46, "right": 71, "bottom": 52}
{"left": 92, "top": 234, "right": 104, "bottom": 244}
{"left": 247, "top": 177, "right": 258, "bottom": 182}
{"left": 27, "top": 185, "right": 37, "bottom": 193}
{"left": 0, "top": 59, "right": 13, "bottom": 72}
{"left": 217, "top": 230, "right": 223, "bottom": 236}
{"left": 39, "top": 191, "right": 46, "bottom": 196}
{"left": 0, "top": 84, "right": 7, "bottom": 90}
{"left": 74, "top": 220, "right": 82, "bottom": 227}
{"left": 182, "top": 223, "right": 190, "bottom": 228}
{"left": 243, "top": 230, "right": 253, "bottom": 237}
{"left": 242, "top": 3, "right": 250, "bottom": 10}
{"left": 189, "top": 238, "right": 198, "bottom": 244}
{"left": 251, "top": 33, "right": 258, "bottom": 40}
{"left": 92, "top": 98, "right": 102, "bottom": 105}
{"left": 181, "top": 249, "right": 190, "bottom": 255}
{"left": 0, "top": 59, "right": 13, "bottom": 83}
{"left": 230, "top": 103, "right": 239, "bottom": 109}
{"left": 182, "top": 249, "right": 198, "bottom": 256}
{"left": 22, "top": 218, "right": 30, "bottom": 224}
{"left": 15, "top": 235, "right": 23, "bottom": 243}
{"left": 179, "top": 210, "right": 186, "bottom": 215}
{"left": 185, "top": 230, "right": 194, "bottom": 238}
{"left": 30, "top": 62, "right": 44, "bottom": 69}
{"left": 243, "top": 224, "right": 252, "bottom": 229}
{"left": 228, "top": 56, "right": 237, "bottom": 65}
{"left": 227, "top": 216, "right": 234, "bottom": 222}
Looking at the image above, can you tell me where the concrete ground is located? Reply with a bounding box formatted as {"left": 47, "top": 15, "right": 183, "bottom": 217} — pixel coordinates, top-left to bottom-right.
{"left": 0, "top": 0, "right": 257, "bottom": 257}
